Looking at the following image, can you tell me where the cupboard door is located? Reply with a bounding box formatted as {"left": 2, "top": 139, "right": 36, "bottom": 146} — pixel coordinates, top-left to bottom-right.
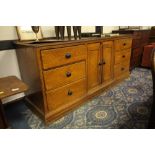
{"left": 102, "top": 41, "right": 113, "bottom": 82}
{"left": 87, "top": 43, "right": 101, "bottom": 90}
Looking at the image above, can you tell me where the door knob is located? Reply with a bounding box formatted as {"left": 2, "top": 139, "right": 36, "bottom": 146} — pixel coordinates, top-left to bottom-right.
{"left": 121, "top": 67, "right": 125, "bottom": 71}
{"left": 99, "top": 62, "right": 102, "bottom": 66}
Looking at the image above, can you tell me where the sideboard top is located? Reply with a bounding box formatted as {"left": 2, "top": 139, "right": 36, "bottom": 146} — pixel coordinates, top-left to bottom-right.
{"left": 14, "top": 34, "right": 132, "bottom": 48}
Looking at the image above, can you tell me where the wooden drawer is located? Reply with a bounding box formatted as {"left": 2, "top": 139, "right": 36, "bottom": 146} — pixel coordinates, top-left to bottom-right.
{"left": 114, "top": 39, "right": 132, "bottom": 51}
{"left": 115, "top": 49, "right": 131, "bottom": 65}
{"left": 41, "top": 45, "right": 87, "bottom": 69}
{"left": 43, "top": 61, "right": 86, "bottom": 90}
{"left": 114, "top": 62, "right": 130, "bottom": 78}
{"left": 46, "top": 79, "right": 87, "bottom": 111}
{"left": 120, "top": 39, "right": 132, "bottom": 50}
{"left": 87, "top": 43, "right": 100, "bottom": 50}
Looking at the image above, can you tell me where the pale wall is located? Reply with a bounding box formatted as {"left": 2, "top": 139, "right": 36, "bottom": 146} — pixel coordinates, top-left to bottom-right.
{"left": 0, "top": 49, "right": 24, "bottom": 103}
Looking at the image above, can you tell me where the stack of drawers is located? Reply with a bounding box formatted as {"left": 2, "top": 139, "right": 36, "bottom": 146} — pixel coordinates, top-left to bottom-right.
{"left": 41, "top": 45, "right": 87, "bottom": 113}
{"left": 114, "top": 38, "right": 132, "bottom": 79}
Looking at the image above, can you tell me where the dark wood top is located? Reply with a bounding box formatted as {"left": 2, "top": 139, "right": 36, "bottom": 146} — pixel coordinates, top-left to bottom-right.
{"left": 14, "top": 35, "right": 133, "bottom": 48}
{"left": 0, "top": 76, "right": 28, "bottom": 99}
{"left": 113, "top": 29, "right": 150, "bottom": 34}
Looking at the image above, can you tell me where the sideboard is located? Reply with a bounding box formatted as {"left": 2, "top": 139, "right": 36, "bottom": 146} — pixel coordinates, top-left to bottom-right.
{"left": 15, "top": 35, "right": 132, "bottom": 124}
{"left": 112, "top": 29, "right": 150, "bottom": 70}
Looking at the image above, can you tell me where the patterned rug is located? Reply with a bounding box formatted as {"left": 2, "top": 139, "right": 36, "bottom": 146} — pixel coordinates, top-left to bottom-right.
{"left": 5, "top": 68, "right": 153, "bottom": 129}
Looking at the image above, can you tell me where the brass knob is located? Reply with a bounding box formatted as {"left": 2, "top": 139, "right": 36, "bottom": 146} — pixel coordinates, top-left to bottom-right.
{"left": 66, "top": 72, "right": 71, "bottom": 77}
{"left": 65, "top": 53, "right": 71, "bottom": 59}
{"left": 68, "top": 90, "right": 73, "bottom": 96}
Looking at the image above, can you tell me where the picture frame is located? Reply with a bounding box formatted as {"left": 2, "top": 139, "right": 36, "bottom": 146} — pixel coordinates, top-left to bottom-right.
{"left": 128, "top": 26, "right": 140, "bottom": 29}
{"left": 16, "top": 26, "right": 43, "bottom": 41}
{"left": 81, "top": 26, "right": 102, "bottom": 37}
{"left": 119, "top": 26, "right": 129, "bottom": 30}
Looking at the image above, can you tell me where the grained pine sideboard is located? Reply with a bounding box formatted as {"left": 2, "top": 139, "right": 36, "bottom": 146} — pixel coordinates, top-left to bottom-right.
{"left": 15, "top": 35, "right": 132, "bottom": 124}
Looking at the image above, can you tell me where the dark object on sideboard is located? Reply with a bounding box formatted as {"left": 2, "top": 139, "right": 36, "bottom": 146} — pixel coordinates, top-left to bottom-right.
{"left": 31, "top": 26, "right": 40, "bottom": 41}
{"left": 67, "top": 26, "right": 71, "bottom": 40}
{"left": 96, "top": 26, "right": 103, "bottom": 35}
{"left": 59, "top": 26, "right": 65, "bottom": 40}
{"left": 55, "top": 26, "right": 60, "bottom": 40}
{"left": 73, "top": 26, "right": 82, "bottom": 40}
{"left": 77, "top": 26, "right": 81, "bottom": 39}
{"left": 112, "top": 29, "right": 150, "bottom": 70}
{"left": 81, "top": 26, "right": 102, "bottom": 38}
{"left": 73, "top": 26, "right": 78, "bottom": 40}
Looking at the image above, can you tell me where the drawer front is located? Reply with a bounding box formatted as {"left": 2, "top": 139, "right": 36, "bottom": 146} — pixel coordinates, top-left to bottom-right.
{"left": 41, "top": 45, "right": 87, "bottom": 69}
{"left": 114, "top": 38, "right": 132, "bottom": 51}
{"left": 115, "top": 49, "right": 131, "bottom": 64}
{"left": 114, "top": 62, "right": 130, "bottom": 78}
{"left": 46, "top": 79, "right": 87, "bottom": 111}
{"left": 43, "top": 61, "right": 86, "bottom": 90}
{"left": 87, "top": 43, "right": 100, "bottom": 50}
{"left": 120, "top": 39, "right": 132, "bottom": 50}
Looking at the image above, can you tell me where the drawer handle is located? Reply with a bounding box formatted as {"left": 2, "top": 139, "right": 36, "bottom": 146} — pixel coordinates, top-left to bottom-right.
{"left": 121, "top": 67, "right": 125, "bottom": 71}
{"left": 65, "top": 53, "right": 71, "bottom": 59}
{"left": 123, "top": 43, "right": 126, "bottom": 46}
{"left": 68, "top": 90, "right": 73, "bottom": 96}
{"left": 122, "top": 55, "right": 125, "bottom": 58}
{"left": 98, "top": 62, "right": 102, "bottom": 66}
{"left": 99, "top": 61, "right": 106, "bottom": 65}
{"left": 66, "top": 71, "right": 71, "bottom": 77}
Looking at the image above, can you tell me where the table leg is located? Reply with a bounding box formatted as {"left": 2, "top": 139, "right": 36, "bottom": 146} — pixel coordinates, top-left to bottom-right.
{"left": 0, "top": 100, "right": 8, "bottom": 129}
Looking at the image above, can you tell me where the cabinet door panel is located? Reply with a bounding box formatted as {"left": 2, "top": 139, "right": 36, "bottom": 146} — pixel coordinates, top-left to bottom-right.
{"left": 102, "top": 41, "right": 113, "bottom": 82}
{"left": 87, "top": 43, "right": 101, "bottom": 90}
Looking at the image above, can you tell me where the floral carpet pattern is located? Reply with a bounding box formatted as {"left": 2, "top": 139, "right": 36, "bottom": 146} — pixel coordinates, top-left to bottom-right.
{"left": 5, "top": 68, "right": 153, "bottom": 129}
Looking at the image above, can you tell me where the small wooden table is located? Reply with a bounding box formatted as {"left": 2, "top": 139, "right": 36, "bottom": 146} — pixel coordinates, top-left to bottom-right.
{"left": 0, "top": 76, "right": 28, "bottom": 129}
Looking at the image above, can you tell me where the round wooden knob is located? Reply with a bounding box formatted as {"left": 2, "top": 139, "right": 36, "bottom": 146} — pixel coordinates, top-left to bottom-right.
{"left": 66, "top": 72, "right": 71, "bottom": 77}
{"left": 65, "top": 53, "right": 71, "bottom": 59}
{"left": 98, "top": 62, "right": 102, "bottom": 66}
{"left": 121, "top": 67, "right": 125, "bottom": 71}
{"left": 68, "top": 90, "right": 73, "bottom": 96}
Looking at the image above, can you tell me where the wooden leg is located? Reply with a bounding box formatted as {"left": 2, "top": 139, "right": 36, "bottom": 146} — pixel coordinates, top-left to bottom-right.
{"left": 0, "top": 100, "right": 8, "bottom": 129}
